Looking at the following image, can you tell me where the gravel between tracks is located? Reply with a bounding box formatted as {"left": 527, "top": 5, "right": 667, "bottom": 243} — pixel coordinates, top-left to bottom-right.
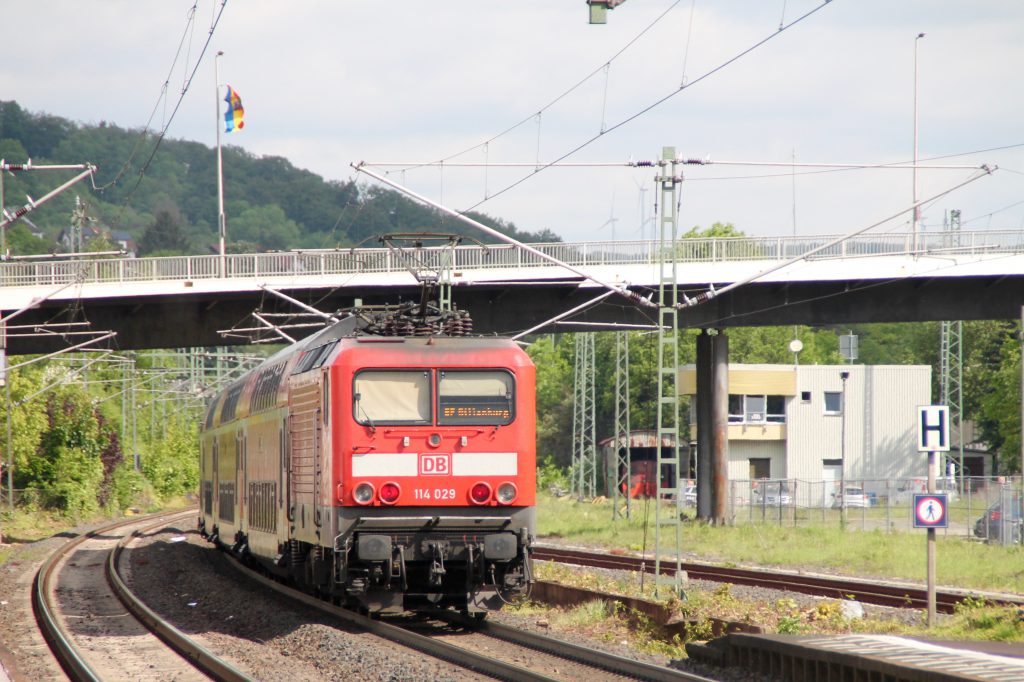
{"left": 0, "top": 515, "right": 926, "bottom": 682}
{"left": 124, "top": 519, "right": 490, "bottom": 682}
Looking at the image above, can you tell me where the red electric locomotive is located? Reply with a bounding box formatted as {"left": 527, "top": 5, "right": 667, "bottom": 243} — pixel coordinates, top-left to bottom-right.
{"left": 198, "top": 313, "right": 536, "bottom": 615}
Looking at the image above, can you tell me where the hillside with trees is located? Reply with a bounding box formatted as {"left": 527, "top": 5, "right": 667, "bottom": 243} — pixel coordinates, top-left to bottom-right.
{"left": 0, "top": 100, "right": 560, "bottom": 257}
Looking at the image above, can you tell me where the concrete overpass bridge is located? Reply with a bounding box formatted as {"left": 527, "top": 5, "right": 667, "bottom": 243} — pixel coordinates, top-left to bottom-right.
{"left": 3, "top": 229, "right": 1024, "bottom": 354}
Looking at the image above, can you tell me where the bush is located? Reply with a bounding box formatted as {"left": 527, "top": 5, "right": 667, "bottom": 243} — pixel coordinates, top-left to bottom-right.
{"left": 537, "top": 455, "right": 570, "bottom": 494}
{"left": 105, "top": 463, "right": 158, "bottom": 512}
{"left": 141, "top": 418, "right": 199, "bottom": 498}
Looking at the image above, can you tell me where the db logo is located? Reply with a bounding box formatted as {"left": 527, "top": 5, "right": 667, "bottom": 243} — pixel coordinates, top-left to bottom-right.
{"left": 419, "top": 453, "right": 451, "bottom": 476}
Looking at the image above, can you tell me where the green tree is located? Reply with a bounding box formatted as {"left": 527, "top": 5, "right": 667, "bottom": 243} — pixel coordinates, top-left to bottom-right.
{"left": 683, "top": 221, "right": 744, "bottom": 238}
{"left": 6, "top": 223, "right": 49, "bottom": 255}
{"left": 229, "top": 204, "right": 300, "bottom": 251}
{"left": 140, "top": 207, "right": 190, "bottom": 255}
{"left": 141, "top": 417, "right": 199, "bottom": 498}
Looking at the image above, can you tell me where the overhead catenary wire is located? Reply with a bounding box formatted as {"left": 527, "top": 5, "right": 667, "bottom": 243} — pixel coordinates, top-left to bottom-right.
{"left": 365, "top": 159, "right": 985, "bottom": 171}
{"left": 677, "top": 167, "right": 997, "bottom": 308}
{"left": 405, "top": 0, "right": 689, "bottom": 172}
{"left": 107, "top": 0, "right": 230, "bottom": 223}
{"left": 93, "top": 2, "right": 203, "bottom": 191}
{"left": 451, "top": 0, "right": 836, "bottom": 214}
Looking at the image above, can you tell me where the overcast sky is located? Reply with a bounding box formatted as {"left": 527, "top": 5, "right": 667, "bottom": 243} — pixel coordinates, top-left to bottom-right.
{"left": 3, "top": 1, "right": 1022, "bottom": 243}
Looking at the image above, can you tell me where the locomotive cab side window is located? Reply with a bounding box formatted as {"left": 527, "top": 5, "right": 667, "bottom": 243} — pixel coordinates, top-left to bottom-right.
{"left": 353, "top": 370, "right": 431, "bottom": 425}
{"left": 438, "top": 370, "right": 514, "bottom": 425}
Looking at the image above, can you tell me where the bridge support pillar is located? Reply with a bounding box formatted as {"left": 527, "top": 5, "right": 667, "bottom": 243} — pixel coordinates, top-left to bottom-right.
{"left": 695, "top": 329, "right": 729, "bottom": 523}
{"left": 695, "top": 331, "right": 712, "bottom": 520}
{"left": 711, "top": 331, "right": 730, "bottom": 524}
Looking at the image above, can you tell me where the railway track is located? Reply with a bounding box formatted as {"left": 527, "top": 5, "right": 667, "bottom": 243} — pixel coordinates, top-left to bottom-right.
{"left": 224, "top": 552, "right": 715, "bottom": 681}
{"left": 32, "top": 510, "right": 253, "bottom": 682}
{"left": 532, "top": 545, "right": 1024, "bottom": 614}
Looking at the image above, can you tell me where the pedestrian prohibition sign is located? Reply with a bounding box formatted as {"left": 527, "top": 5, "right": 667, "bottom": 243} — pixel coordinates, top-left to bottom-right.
{"left": 913, "top": 494, "right": 948, "bottom": 529}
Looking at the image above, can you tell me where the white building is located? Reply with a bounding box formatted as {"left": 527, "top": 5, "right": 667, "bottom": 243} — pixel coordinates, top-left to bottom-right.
{"left": 679, "top": 364, "right": 976, "bottom": 500}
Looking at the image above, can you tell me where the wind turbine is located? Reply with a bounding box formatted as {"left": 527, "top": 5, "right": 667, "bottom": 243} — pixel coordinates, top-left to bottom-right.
{"left": 597, "top": 191, "right": 619, "bottom": 242}
{"left": 634, "top": 177, "right": 655, "bottom": 242}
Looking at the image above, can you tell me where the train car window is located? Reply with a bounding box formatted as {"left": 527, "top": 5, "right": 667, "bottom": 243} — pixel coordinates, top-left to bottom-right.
{"left": 220, "top": 383, "right": 245, "bottom": 423}
{"left": 353, "top": 370, "right": 431, "bottom": 425}
{"left": 205, "top": 395, "right": 220, "bottom": 429}
{"left": 438, "top": 370, "right": 514, "bottom": 425}
{"left": 292, "top": 341, "right": 338, "bottom": 375}
{"left": 250, "top": 362, "right": 286, "bottom": 413}
{"left": 311, "top": 340, "right": 337, "bottom": 369}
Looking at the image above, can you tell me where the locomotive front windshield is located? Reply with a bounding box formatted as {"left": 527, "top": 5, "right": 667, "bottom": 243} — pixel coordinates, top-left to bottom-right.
{"left": 353, "top": 370, "right": 432, "bottom": 425}
{"left": 352, "top": 369, "right": 514, "bottom": 426}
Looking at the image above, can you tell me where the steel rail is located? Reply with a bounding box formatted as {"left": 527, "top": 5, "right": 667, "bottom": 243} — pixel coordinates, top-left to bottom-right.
{"left": 222, "top": 549, "right": 714, "bottom": 682}
{"left": 221, "top": 555, "right": 563, "bottom": 682}
{"left": 107, "top": 512, "right": 255, "bottom": 682}
{"left": 32, "top": 510, "right": 194, "bottom": 681}
{"left": 441, "top": 613, "right": 718, "bottom": 682}
{"left": 532, "top": 546, "right": 1024, "bottom": 614}
{"left": 32, "top": 517, "right": 143, "bottom": 682}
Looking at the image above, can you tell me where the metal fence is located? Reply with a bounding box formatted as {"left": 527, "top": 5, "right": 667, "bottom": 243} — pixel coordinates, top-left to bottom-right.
{"left": 3, "top": 229, "right": 1024, "bottom": 288}
{"left": 0, "top": 487, "right": 53, "bottom": 510}
{"left": 728, "top": 476, "right": 1024, "bottom": 545}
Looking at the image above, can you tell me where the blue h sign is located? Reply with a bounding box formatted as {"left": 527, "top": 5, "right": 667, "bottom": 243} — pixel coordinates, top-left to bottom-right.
{"left": 917, "top": 405, "right": 950, "bottom": 452}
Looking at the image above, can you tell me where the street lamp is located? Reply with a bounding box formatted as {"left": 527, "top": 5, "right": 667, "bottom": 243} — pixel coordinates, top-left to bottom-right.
{"left": 912, "top": 32, "right": 925, "bottom": 253}
{"left": 839, "top": 370, "right": 850, "bottom": 529}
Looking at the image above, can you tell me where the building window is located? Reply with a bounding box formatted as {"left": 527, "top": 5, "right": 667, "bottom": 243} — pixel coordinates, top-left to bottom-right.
{"left": 749, "top": 458, "right": 771, "bottom": 479}
{"left": 728, "top": 394, "right": 743, "bottom": 423}
{"left": 766, "top": 396, "right": 786, "bottom": 423}
{"left": 824, "top": 391, "right": 843, "bottom": 415}
{"left": 728, "top": 394, "right": 786, "bottom": 424}
{"left": 800, "top": 391, "right": 811, "bottom": 402}
{"left": 745, "top": 395, "right": 766, "bottom": 422}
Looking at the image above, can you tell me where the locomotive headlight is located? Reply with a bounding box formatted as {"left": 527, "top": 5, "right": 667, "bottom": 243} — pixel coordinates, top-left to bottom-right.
{"left": 428, "top": 433, "right": 442, "bottom": 448}
{"left": 496, "top": 482, "right": 518, "bottom": 505}
{"left": 353, "top": 482, "right": 375, "bottom": 505}
{"left": 469, "top": 481, "right": 492, "bottom": 505}
{"left": 379, "top": 481, "right": 401, "bottom": 505}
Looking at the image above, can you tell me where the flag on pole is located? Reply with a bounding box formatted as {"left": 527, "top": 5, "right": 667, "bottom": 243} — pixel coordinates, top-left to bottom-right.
{"left": 224, "top": 85, "right": 245, "bottom": 133}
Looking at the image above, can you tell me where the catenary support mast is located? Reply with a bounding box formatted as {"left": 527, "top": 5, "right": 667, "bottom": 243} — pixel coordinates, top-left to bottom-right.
{"left": 653, "top": 147, "right": 684, "bottom": 594}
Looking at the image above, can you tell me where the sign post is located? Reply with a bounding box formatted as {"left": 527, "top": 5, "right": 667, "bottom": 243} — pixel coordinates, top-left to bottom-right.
{"left": 917, "top": 405, "right": 950, "bottom": 627}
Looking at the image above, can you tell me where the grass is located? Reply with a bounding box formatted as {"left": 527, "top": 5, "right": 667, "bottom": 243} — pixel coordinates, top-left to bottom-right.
{"left": 532, "top": 553, "right": 1024, "bottom": 643}
{"left": 0, "top": 495, "right": 194, "bottom": 567}
{"left": 537, "top": 493, "right": 1024, "bottom": 594}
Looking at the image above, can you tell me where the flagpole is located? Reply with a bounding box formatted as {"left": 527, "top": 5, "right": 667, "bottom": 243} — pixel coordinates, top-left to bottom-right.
{"left": 215, "top": 50, "right": 226, "bottom": 277}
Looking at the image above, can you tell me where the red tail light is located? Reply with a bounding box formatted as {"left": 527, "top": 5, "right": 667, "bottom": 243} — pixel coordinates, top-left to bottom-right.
{"left": 379, "top": 482, "right": 401, "bottom": 505}
{"left": 470, "top": 482, "right": 492, "bottom": 505}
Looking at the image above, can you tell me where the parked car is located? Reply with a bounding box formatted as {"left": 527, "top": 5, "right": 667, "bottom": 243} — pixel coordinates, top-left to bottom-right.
{"left": 752, "top": 482, "right": 792, "bottom": 506}
{"left": 832, "top": 486, "right": 870, "bottom": 508}
{"left": 973, "top": 498, "right": 1023, "bottom": 543}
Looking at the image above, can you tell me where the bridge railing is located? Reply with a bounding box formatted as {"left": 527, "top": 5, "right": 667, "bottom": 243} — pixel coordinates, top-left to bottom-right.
{"left": 2, "top": 230, "right": 1023, "bottom": 288}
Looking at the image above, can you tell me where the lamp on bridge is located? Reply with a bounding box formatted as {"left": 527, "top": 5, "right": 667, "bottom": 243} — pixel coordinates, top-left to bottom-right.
{"left": 913, "top": 32, "right": 926, "bottom": 252}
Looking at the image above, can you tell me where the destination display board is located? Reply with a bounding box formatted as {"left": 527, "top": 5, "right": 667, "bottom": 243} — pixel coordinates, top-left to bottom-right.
{"left": 439, "top": 396, "right": 512, "bottom": 425}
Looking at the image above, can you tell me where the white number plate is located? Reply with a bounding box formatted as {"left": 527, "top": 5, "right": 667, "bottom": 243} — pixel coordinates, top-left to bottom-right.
{"left": 413, "top": 488, "right": 456, "bottom": 501}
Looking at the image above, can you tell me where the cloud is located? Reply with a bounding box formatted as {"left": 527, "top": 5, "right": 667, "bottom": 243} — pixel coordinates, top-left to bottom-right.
{"left": 2, "top": 0, "right": 1021, "bottom": 241}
